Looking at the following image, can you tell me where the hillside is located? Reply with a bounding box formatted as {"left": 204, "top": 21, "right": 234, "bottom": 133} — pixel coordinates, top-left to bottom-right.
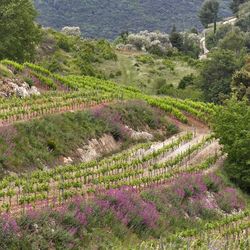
{"left": 34, "top": 0, "right": 232, "bottom": 39}
{"left": 0, "top": 1, "right": 250, "bottom": 249}
{"left": 0, "top": 60, "right": 249, "bottom": 249}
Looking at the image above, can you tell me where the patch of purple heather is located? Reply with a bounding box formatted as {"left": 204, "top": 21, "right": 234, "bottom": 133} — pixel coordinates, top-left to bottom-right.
{"left": 215, "top": 187, "right": 245, "bottom": 212}
{"left": 100, "top": 187, "right": 159, "bottom": 229}
{"left": 1, "top": 213, "right": 19, "bottom": 235}
{"left": 171, "top": 173, "right": 207, "bottom": 199}
{"left": 75, "top": 210, "right": 87, "bottom": 226}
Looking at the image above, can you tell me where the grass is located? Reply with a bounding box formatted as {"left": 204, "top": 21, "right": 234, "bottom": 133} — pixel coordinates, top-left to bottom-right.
{"left": 0, "top": 63, "right": 14, "bottom": 77}
{"left": 0, "top": 101, "right": 176, "bottom": 175}
{"left": 96, "top": 50, "right": 198, "bottom": 94}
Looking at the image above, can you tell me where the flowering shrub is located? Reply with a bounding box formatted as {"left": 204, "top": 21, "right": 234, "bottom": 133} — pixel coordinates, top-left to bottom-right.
{"left": 99, "top": 187, "right": 159, "bottom": 232}
{"left": 0, "top": 173, "right": 246, "bottom": 249}
{"left": 0, "top": 213, "right": 19, "bottom": 235}
{"left": 215, "top": 187, "right": 245, "bottom": 213}
{"left": 92, "top": 105, "right": 130, "bottom": 140}
{"left": 204, "top": 173, "right": 223, "bottom": 192}
{"left": 170, "top": 173, "right": 208, "bottom": 200}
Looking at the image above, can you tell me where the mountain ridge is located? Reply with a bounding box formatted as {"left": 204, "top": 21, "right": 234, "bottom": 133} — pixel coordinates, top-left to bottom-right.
{"left": 34, "top": 0, "right": 232, "bottom": 39}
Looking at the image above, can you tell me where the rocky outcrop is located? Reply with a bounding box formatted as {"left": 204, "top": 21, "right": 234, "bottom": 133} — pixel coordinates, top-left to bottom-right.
{"left": 62, "top": 134, "right": 120, "bottom": 164}
{"left": 0, "top": 78, "right": 40, "bottom": 98}
{"left": 61, "top": 26, "right": 81, "bottom": 36}
{"left": 125, "top": 126, "right": 154, "bottom": 141}
{"left": 63, "top": 128, "right": 154, "bottom": 164}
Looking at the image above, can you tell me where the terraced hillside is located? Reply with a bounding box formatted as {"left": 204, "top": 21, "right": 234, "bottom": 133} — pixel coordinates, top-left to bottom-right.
{"left": 0, "top": 60, "right": 249, "bottom": 249}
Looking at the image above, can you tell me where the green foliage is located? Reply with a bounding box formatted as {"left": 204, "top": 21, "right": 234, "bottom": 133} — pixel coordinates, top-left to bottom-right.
{"left": 178, "top": 74, "right": 195, "bottom": 89}
{"left": 200, "top": 49, "right": 243, "bottom": 103}
{"left": 232, "top": 56, "right": 250, "bottom": 101}
{"left": 0, "top": 0, "right": 41, "bottom": 62}
{"left": 155, "top": 78, "right": 167, "bottom": 91}
{"left": 163, "top": 59, "right": 175, "bottom": 72}
{"left": 0, "top": 64, "right": 13, "bottom": 78}
{"left": 36, "top": 30, "right": 117, "bottom": 77}
{"left": 170, "top": 31, "right": 201, "bottom": 59}
{"left": 206, "top": 24, "right": 233, "bottom": 50}
{"left": 218, "top": 27, "right": 246, "bottom": 54}
{"left": 1, "top": 60, "right": 24, "bottom": 72}
{"left": 230, "top": 0, "right": 248, "bottom": 13}
{"left": 34, "top": 0, "right": 231, "bottom": 39}
{"left": 136, "top": 55, "right": 154, "bottom": 64}
{"left": 157, "top": 85, "right": 203, "bottom": 101}
{"left": 199, "top": 0, "right": 220, "bottom": 33}
{"left": 0, "top": 111, "right": 110, "bottom": 170}
{"left": 235, "top": 1, "right": 250, "bottom": 32}
{"left": 169, "top": 31, "right": 184, "bottom": 51}
{"left": 213, "top": 97, "right": 250, "bottom": 192}
{"left": 181, "top": 34, "right": 201, "bottom": 58}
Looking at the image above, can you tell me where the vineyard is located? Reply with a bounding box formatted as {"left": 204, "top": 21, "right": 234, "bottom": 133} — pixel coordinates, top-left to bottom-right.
{"left": 0, "top": 60, "right": 215, "bottom": 126}
{"left": 0, "top": 60, "right": 249, "bottom": 249}
{"left": 139, "top": 209, "right": 250, "bottom": 249}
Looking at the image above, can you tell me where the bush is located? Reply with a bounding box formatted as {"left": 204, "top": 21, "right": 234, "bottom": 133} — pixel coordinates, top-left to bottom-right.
{"left": 157, "top": 85, "right": 203, "bottom": 101}
{"left": 206, "top": 24, "right": 233, "bottom": 50}
{"left": 136, "top": 55, "right": 154, "bottom": 64}
{"left": 155, "top": 78, "right": 167, "bottom": 90}
{"left": 163, "top": 59, "right": 175, "bottom": 72}
{"left": 178, "top": 74, "right": 195, "bottom": 89}
{"left": 57, "top": 37, "right": 72, "bottom": 52}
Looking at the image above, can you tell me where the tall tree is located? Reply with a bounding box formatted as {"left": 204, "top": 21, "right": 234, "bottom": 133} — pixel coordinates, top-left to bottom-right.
{"left": 230, "top": 0, "right": 247, "bottom": 14}
{"left": 232, "top": 56, "right": 250, "bottom": 101}
{"left": 169, "top": 25, "right": 183, "bottom": 51}
{"left": 199, "top": 0, "right": 220, "bottom": 33}
{"left": 0, "top": 0, "right": 41, "bottom": 62}
{"left": 200, "top": 49, "right": 242, "bottom": 103}
{"left": 213, "top": 97, "right": 250, "bottom": 193}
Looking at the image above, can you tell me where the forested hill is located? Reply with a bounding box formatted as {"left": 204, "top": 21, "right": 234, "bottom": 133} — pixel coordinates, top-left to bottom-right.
{"left": 34, "top": 0, "right": 232, "bottom": 39}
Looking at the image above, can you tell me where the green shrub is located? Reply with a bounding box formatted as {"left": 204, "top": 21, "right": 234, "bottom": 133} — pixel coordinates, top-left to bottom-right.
{"left": 155, "top": 78, "right": 167, "bottom": 90}
{"left": 163, "top": 59, "right": 175, "bottom": 72}
{"left": 178, "top": 74, "right": 195, "bottom": 89}
{"left": 136, "top": 55, "right": 154, "bottom": 64}
{"left": 0, "top": 64, "right": 13, "bottom": 77}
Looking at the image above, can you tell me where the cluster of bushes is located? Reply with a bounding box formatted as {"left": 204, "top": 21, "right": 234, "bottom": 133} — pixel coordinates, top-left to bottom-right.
{"left": 36, "top": 29, "right": 117, "bottom": 78}
{"left": 116, "top": 30, "right": 201, "bottom": 58}
{"left": 116, "top": 30, "right": 173, "bottom": 56}
{"left": 169, "top": 29, "right": 201, "bottom": 58}
{"left": 0, "top": 172, "right": 244, "bottom": 249}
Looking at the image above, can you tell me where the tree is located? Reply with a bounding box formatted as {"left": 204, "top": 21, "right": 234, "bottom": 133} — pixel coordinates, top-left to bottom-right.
{"left": 169, "top": 26, "right": 183, "bottom": 51}
{"left": 205, "top": 24, "right": 233, "bottom": 50}
{"left": 230, "top": 0, "right": 247, "bottom": 13}
{"left": 0, "top": 0, "right": 41, "bottom": 62}
{"left": 200, "top": 49, "right": 242, "bottom": 103}
{"left": 218, "top": 27, "right": 246, "bottom": 54}
{"left": 199, "top": 0, "right": 220, "bottom": 33}
{"left": 232, "top": 56, "right": 250, "bottom": 101}
{"left": 213, "top": 97, "right": 250, "bottom": 193}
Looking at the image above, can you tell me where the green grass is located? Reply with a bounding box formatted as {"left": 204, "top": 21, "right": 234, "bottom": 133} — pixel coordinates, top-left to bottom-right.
{"left": 0, "top": 63, "right": 14, "bottom": 77}
{"left": 96, "top": 51, "right": 198, "bottom": 94}
{"left": 0, "top": 101, "right": 176, "bottom": 175}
